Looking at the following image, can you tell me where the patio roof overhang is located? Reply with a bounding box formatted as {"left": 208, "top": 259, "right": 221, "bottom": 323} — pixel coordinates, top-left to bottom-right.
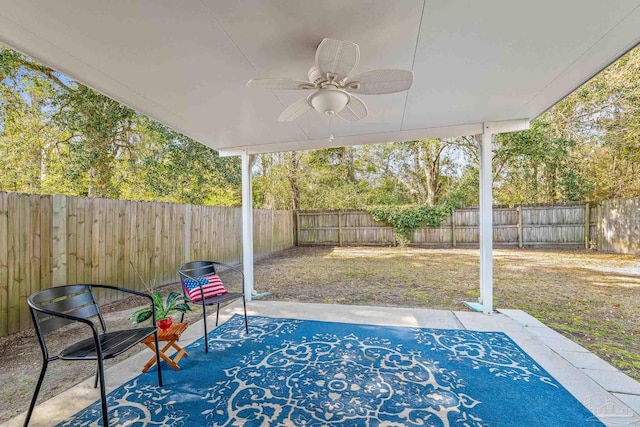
{"left": 1, "top": 1, "right": 639, "bottom": 314}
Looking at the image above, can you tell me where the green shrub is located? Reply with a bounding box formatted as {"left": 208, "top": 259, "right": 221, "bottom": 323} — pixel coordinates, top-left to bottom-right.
{"left": 368, "top": 205, "right": 449, "bottom": 247}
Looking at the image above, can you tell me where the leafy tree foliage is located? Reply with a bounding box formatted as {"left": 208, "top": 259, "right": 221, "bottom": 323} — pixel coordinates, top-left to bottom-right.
{"left": 493, "top": 119, "right": 593, "bottom": 204}
{"left": 2, "top": 43, "right": 640, "bottom": 211}
{"left": 0, "top": 45, "right": 240, "bottom": 205}
{"left": 548, "top": 46, "right": 640, "bottom": 200}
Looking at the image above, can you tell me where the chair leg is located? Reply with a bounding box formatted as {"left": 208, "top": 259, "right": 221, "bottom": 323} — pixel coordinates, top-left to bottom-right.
{"left": 152, "top": 330, "right": 163, "bottom": 387}
{"left": 215, "top": 303, "right": 220, "bottom": 327}
{"left": 243, "top": 297, "right": 249, "bottom": 334}
{"left": 97, "top": 359, "right": 109, "bottom": 427}
{"left": 23, "top": 360, "right": 48, "bottom": 427}
{"left": 203, "top": 303, "right": 209, "bottom": 353}
{"left": 93, "top": 365, "right": 99, "bottom": 388}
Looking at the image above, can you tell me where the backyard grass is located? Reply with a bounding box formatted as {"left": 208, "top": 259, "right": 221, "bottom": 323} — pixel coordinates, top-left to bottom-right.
{"left": 1, "top": 246, "right": 638, "bottom": 423}
{"left": 256, "top": 246, "right": 640, "bottom": 381}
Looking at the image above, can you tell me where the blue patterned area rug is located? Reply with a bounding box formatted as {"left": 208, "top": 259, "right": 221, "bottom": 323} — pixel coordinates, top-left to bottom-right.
{"left": 58, "top": 315, "right": 603, "bottom": 426}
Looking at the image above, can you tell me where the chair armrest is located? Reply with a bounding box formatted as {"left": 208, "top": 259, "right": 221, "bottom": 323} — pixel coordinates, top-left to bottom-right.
{"left": 88, "top": 284, "right": 154, "bottom": 303}
{"left": 87, "top": 285, "right": 157, "bottom": 325}
{"left": 211, "top": 261, "right": 245, "bottom": 280}
{"left": 212, "top": 263, "right": 245, "bottom": 295}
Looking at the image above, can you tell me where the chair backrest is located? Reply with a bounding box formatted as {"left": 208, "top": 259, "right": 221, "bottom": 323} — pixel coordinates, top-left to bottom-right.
{"left": 178, "top": 261, "right": 217, "bottom": 282}
{"left": 28, "top": 285, "right": 106, "bottom": 337}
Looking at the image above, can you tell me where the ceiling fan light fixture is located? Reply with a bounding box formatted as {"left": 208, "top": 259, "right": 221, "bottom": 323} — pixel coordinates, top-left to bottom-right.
{"left": 308, "top": 89, "right": 350, "bottom": 115}
{"left": 247, "top": 38, "right": 414, "bottom": 122}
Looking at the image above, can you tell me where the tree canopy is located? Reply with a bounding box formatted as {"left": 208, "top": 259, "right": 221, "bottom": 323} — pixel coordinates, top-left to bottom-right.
{"left": 0, "top": 46, "right": 240, "bottom": 205}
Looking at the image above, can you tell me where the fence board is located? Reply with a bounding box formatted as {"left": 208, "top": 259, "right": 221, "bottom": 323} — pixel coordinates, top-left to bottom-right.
{"left": 29, "top": 195, "right": 42, "bottom": 320}
{"left": 116, "top": 200, "right": 126, "bottom": 288}
{"left": 18, "top": 195, "right": 30, "bottom": 331}
{"left": 92, "top": 199, "right": 102, "bottom": 300}
{"left": 67, "top": 197, "right": 77, "bottom": 284}
{"left": 76, "top": 198, "right": 86, "bottom": 283}
{"left": 0, "top": 193, "right": 8, "bottom": 336}
{"left": 41, "top": 195, "right": 53, "bottom": 289}
{"left": 7, "top": 194, "right": 19, "bottom": 334}
{"left": 104, "top": 200, "right": 115, "bottom": 288}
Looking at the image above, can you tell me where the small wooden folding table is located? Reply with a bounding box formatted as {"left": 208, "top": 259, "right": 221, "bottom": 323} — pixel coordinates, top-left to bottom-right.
{"left": 141, "top": 322, "right": 189, "bottom": 373}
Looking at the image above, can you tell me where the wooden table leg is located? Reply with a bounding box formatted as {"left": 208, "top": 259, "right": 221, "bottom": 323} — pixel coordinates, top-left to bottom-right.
{"left": 170, "top": 342, "right": 188, "bottom": 365}
{"left": 142, "top": 340, "right": 188, "bottom": 373}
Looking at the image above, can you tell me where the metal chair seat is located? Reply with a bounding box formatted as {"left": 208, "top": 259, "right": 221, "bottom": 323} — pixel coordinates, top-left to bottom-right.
{"left": 199, "top": 291, "right": 244, "bottom": 306}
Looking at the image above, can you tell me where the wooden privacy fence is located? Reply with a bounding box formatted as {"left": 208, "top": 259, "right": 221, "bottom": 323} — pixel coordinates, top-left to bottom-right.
{"left": 297, "top": 202, "right": 609, "bottom": 248}
{"left": 596, "top": 198, "right": 640, "bottom": 254}
{"left": 0, "top": 192, "right": 294, "bottom": 336}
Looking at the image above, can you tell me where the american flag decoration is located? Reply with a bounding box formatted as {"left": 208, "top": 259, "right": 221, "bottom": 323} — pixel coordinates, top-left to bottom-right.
{"left": 183, "top": 275, "right": 228, "bottom": 302}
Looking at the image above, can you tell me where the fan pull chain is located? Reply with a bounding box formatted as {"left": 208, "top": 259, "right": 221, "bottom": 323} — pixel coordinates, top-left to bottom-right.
{"left": 328, "top": 112, "right": 335, "bottom": 143}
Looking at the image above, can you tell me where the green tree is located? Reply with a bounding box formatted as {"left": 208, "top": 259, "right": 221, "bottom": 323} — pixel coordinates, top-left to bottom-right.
{"left": 0, "top": 48, "right": 71, "bottom": 193}
{"left": 545, "top": 45, "right": 640, "bottom": 199}
{"left": 1, "top": 44, "right": 242, "bottom": 205}
{"left": 123, "top": 118, "right": 240, "bottom": 206}
{"left": 493, "top": 119, "right": 593, "bottom": 204}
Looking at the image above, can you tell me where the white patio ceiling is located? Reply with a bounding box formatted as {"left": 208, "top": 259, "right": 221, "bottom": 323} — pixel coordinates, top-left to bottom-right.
{"left": 1, "top": 0, "right": 639, "bottom": 156}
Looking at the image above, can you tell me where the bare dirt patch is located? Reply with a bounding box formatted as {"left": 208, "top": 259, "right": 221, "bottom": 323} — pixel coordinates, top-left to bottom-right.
{"left": 1, "top": 246, "right": 638, "bottom": 424}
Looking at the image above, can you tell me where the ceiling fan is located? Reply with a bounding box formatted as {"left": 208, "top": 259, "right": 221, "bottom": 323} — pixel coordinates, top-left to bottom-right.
{"left": 247, "top": 38, "right": 414, "bottom": 123}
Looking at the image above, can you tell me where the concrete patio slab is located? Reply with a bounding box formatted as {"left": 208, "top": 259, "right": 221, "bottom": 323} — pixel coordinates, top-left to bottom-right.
{"left": 587, "top": 370, "right": 640, "bottom": 395}
{"left": 5, "top": 301, "right": 640, "bottom": 427}
{"left": 559, "top": 350, "right": 621, "bottom": 371}
{"left": 615, "top": 393, "right": 640, "bottom": 415}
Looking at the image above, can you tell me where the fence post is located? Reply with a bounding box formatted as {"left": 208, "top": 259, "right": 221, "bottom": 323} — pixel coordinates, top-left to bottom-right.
{"left": 292, "top": 211, "right": 298, "bottom": 246}
{"left": 517, "top": 206, "right": 523, "bottom": 248}
{"left": 451, "top": 209, "right": 456, "bottom": 247}
{"left": 271, "top": 209, "right": 275, "bottom": 254}
{"left": 0, "top": 193, "right": 6, "bottom": 336}
{"left": 52, "top": 195, "right": 68, "bottom": 286}
{"left": 596, "top": 202, "right": 601, "bottom": 250}
{"left": 338, "top": 210, "right": 343, "bottom": 246}
{"left": 183, "top": 204, "right": 191, "bottom": 262}
{"left": 296, "top": 211, "right": 301, "bottom": 246}
{"left": 290, "top": 210, "right": 295, "bottom": 247}
{"left": 584, "top": 202, "right": 590, "bottom": 249}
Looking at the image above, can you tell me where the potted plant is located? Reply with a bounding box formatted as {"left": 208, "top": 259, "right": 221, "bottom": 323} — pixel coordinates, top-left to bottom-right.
{"left": 130, "top": 292, "right": 192, "bottom": 331}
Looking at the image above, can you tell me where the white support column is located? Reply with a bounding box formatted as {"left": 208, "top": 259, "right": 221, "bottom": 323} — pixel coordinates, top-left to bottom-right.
{"left": 478, "top": 123, "right": 494, "bottom": 314}
{"left": 241, "top": 150, "right": 254, "bottom": 301}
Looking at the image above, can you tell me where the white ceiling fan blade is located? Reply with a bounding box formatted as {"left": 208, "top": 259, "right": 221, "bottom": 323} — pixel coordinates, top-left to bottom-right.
{"left": 337, "top": 95, "right": 368, "bottom": 122}
{"left": 345, "top": 69, "right": 414, "bottom": 95}
{"left": 247, "top": 78, "right": 314, "bottom": 90}
{"left": 315, "top": 38, "right": 360, "bottom": 80}
{"left": 278, "top": 97, "right": 313, "bottom": 122}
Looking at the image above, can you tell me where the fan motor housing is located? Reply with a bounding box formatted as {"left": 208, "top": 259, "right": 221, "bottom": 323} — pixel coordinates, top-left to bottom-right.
{"left": 307, "top": 66, "right": 326, "bottom": 85}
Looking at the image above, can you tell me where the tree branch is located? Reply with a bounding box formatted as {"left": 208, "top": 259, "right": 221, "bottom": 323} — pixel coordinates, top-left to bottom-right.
{"left": 17, "top": 58, "right": 74, "bottom": 92}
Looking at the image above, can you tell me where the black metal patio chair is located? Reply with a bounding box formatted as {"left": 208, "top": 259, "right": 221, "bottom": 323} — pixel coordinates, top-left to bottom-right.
{"left": 24, "top": 284, "right": 163, "bottom": 427}
{"left": 178, "top": 261, "right": 248, "bottom": 352}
